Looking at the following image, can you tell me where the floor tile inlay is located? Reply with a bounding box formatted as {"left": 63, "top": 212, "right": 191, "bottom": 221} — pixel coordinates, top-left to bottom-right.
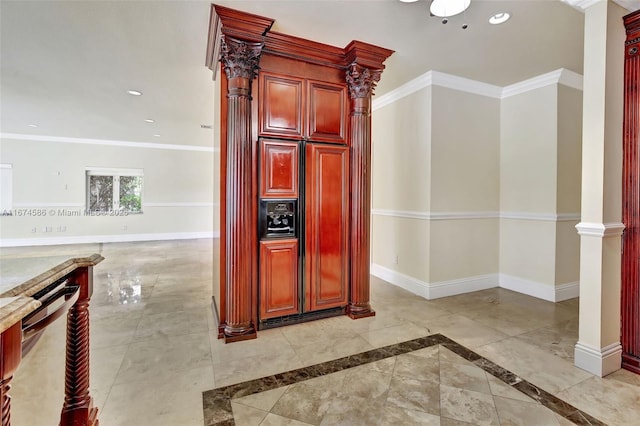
{"left": 202, "top": 333, "right": 606, "bottom": 426}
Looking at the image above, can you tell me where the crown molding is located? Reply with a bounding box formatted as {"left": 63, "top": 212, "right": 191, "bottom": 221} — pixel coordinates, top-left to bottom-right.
{"left": 502, "top": 68, "right": 583, "bottom": 98}
{"left": 372, "top": 68, "right": 583, "bottom": 111}
{"left": 563, "top": 0, "right": 639, "bottom": 12}
{"left": 0, "top": 133, "right": 215, "bottom": 153}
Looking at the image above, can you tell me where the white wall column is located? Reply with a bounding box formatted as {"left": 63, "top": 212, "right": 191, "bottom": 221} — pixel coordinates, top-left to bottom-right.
{"left": 574, "top": 0, "right": 627, "bottom": 377}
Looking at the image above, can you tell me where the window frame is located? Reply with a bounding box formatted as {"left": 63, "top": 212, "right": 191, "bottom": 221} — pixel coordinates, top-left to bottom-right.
{"left": 85, "top": 167, "right": 144, "bottom": 214}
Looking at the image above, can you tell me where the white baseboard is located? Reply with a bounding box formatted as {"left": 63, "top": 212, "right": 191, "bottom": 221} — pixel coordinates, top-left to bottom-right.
{"left": 0, "top": 231, "right": 215, "bottom": 247}
{"left": 370, "top": 263, "right": 498, "bottom": 300}
{"left": 574, "top": 341, "right": 622, "bottom": 377}
{"left": 429, "top": 274, "right": 499, "bottom": 299}
{"left": 371, "top": 265, "right": 578, "bottom": 303}
{"left": 370, "top": 263, "right": 430, "bottom": 299}
{"left": 499, "top": 273, "right": 579, "bottom": 302}
{"left": 555, "top": 281, "right": 580, "bottom": 301}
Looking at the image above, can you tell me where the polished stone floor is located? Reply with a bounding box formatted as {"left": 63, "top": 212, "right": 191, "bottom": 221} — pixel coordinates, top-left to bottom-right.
{"left": 3, "top": 239, "right": 639, "bottom": 425}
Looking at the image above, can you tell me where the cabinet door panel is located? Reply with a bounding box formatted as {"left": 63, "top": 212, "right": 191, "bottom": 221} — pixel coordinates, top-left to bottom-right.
{"left": 260, "top": 140, "right": 299, "bottom": 198}
{"left": 307, "top": 80, "right": 347, "bottom": 144}
{"left": 305, "top": 144, "right": 349, "bottom": 311}
{"left": 259, "top": 239, "right": 299, "bottom": 319}
{"left": 259, "top": 73, "right": 305, "bottom": 139}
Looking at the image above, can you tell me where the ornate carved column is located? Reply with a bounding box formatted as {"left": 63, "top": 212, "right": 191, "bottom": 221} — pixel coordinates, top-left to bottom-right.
{"left": 346, "top": 62, "right": 381, "bottom": 319}
{"left": 622, "top": 9, "right": 640, "bottom": 375}
{"left": 220, "top": 36, "right": 263, "bottom": 341}
{"left": 60, "top": 266, "right": 98, "bottom": 426}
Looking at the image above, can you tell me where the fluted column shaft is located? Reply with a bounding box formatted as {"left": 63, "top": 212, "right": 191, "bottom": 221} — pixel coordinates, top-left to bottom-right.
{"left": 220, "top": 36, "right": 263, "bottom": 340}
{"left": 346, "top": 63, "right": 381, "bottom": 319}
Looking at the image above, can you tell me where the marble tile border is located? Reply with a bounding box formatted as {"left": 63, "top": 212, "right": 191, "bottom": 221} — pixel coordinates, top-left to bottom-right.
{"left": 202, "top": 333, "right": 606, "bottom": 426}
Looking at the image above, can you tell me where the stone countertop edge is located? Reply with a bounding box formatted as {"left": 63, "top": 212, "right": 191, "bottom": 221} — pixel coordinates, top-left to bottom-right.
{"left": 0, "top": 296, "right": 41, "bottom": 334}
{"left": 0, "top": 253, "right": 105, "bottom": 298}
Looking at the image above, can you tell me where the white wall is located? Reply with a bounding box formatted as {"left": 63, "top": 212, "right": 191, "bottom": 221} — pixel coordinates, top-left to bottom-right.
{"left": 0, "top": 136, "right": 214, "bottom": 246}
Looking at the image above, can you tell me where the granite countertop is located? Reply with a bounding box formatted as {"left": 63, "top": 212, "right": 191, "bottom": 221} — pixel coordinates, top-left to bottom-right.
{"left": 0, "top": 253, "right": 104, "bottom": 333}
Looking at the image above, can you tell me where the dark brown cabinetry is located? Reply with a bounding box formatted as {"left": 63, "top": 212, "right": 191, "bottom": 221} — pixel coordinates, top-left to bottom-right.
{"left": 305, "top": 143, "right": 349, "bottom": 312}
{"left": 207, "top": 4, "right": 393, "bottom": 342}
{"left": 259, "top": 239, "right": 299, "bottom": 319}
{"left": 622, "top": 9, "right": 640, "bottom": 375}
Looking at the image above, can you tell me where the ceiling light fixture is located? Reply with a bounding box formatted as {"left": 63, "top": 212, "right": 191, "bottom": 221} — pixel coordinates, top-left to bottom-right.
{"left": 489, "top": 12, "right": 510, "bottom": 25}
{"left": 430, "top": 0, "right": 470, "bottom": 18}
{"left": 127, "top": 90, "right": 143, "bottom": 96}
{"left": 144, "top": 119, "right": 155, "bottom": 123}
{"left": 27, "top": 124, "right": 38, "bottom": 128}
{"left": 153, "top": 134, "right": 161, "bottom": 137}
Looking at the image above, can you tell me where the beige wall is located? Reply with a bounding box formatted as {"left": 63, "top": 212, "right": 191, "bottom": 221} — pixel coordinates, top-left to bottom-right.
{"left": 372, "top": 83, "right": 500, "bottom": 296}
{"left": 371, "top": 72, "right": 582, "bottom": 301}
{"left": 371, "top": 86, "right": 432, "bottom": 284}
{"left": 0, "top": 137, "right": 214, "bottom": 244}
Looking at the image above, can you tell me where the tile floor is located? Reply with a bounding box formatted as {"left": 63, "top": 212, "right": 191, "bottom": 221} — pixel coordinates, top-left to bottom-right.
{"left": 2, "top": 239, "right": 639, "bottom": 425}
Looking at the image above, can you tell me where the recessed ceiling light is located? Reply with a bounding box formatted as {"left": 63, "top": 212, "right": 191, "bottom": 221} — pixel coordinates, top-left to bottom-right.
{"left": 144, "top": 119, "right": 155, "bottom": 123}
{"left": 489, "top": 12, "right": 510, "bottom": 25}
{"left": 127, "top": 90, "right": 143, "bottom": 96}
{"left": 27, "top": 124, "right": 38, "bottom": 128}
{"left": 153, "top": 134, "right": 161, "bottom": 137}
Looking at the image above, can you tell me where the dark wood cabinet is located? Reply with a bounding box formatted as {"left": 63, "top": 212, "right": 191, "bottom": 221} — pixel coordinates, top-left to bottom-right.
{"left": 305, "top": 143, "right": 350, "bottom": 311}
{"left": 259, "top": 72, "right": 347, "bottom": 144}
{"left": 207, "top": 4, "right": 393, "bottom": 341}
{"left": 622, "top": 9, "right": 640, "bottom": 375}
{"left": 259, "top": 73, "right": 305, "bottom": 140}
{"left": 259, "top": 239, "right": 299, "bottom": 319}
{"left": 307, "top": 80, "right": 347, "bottom": 144}
{"left": 260, "top": 139, "right": 299, "bottom": 198}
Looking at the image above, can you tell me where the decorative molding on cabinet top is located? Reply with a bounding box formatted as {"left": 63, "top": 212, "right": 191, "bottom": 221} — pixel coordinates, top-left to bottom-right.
{"left": 575, "top": 221, "right": 625, "bottom": 237}
{"left": 372, "top": 68, "right": 583, "bottom": 112}
{"left": 0, "top": 133, "right": 215, "bottom": 153}
{"left": 0, "top": 231, "right": 215, "bottom": 247}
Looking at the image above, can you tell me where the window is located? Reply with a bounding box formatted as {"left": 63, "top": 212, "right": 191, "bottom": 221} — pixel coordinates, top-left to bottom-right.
{"left": 86, "top": 168, "right": 143, "bottom": 213}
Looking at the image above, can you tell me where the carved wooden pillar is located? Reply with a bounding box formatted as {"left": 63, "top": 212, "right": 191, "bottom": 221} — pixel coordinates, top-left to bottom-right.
{"left": 0, "top": 323, "right": 21, "bottom": 426}
{"left": 60, "top": 266, "right": 98, "bottom": 426}
{"left": 346, "top": 62, "right": 381, "bottom": 319}
{"left": 622, "top": 9, "right": 640, "bottom": 375}
{"left": 220, "top": 36, "right": 263, "bottom": 342}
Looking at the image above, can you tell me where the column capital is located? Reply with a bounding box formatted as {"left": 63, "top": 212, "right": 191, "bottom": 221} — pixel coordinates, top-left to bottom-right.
{"left": 220, "top": 36, "right": 264, "bottom": 81}
{"left": 345, "top": 62, "right": 382, "bottom": 99}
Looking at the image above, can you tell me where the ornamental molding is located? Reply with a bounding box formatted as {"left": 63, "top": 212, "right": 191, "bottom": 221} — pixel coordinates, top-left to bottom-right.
{"left": 220, "top": 36, "right": 263, "bottom": 81}
{"left": 346, "top": 62, "right": 382, "bottom": 99}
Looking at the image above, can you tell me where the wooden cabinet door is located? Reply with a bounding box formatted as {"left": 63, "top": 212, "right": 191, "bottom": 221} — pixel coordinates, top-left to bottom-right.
{"left": 260, "top": 140, "right": 299, "bottom": 198}
{"left": 304, "top": 143, "right": 349, "bottom": 311}
{"left": 259, "top": 73, "right": 305, "bottom": 140}
{"left": 307, "top": 80, "right": 347, "bottom": 144}
{"left": 259, "top": 239, "right": 299, "bottom": 319}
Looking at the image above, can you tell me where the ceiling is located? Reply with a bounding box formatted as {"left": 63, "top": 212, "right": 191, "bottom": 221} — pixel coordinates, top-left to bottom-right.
{"left": 0, "top": 0, "right": 637, "bottom": 148}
